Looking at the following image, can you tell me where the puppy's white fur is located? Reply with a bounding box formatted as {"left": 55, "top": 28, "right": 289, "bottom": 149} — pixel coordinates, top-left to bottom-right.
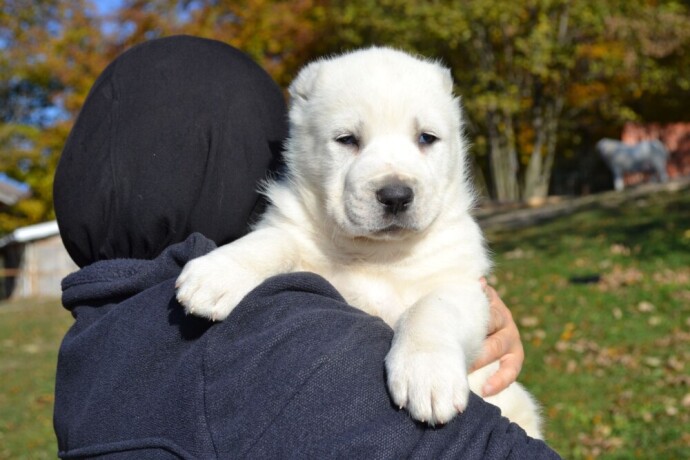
{"left": 177, "top": 47, "right": 542, "bottom": 437}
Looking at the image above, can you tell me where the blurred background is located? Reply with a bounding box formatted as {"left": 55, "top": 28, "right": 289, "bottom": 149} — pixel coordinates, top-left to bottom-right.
{"left": 1, "top": 1, "right": 689, "bottom": 458}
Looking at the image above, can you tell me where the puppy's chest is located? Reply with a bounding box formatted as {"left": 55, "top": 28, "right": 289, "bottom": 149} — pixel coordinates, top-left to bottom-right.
{"left": 321, "top": 265, "right": 432, "bottom": 327}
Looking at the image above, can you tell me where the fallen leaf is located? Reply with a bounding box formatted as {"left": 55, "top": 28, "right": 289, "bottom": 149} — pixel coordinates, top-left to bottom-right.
{"left": 681, "top": 394, "right": 690, "bottom": 408}
{"left": 610, "top": 244, "right": 631, "bottom": 255}
{"left": 520, "top": 316, "right": 540, "bottom": 327}
{"left": 638, "top": 301, "right": 655, "bottom": 312}
{"left": 644, "top": 357, "right": 662, "bottom": 367}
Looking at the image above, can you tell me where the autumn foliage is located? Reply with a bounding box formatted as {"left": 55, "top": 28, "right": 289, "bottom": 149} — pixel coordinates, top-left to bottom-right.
{"left": 1, "top": 0, "right": 690, "bottom": 234}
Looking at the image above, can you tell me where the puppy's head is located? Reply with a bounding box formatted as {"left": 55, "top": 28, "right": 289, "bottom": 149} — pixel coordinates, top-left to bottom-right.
{"left": 284, "top": 47, "right": 472, "bottom": 240}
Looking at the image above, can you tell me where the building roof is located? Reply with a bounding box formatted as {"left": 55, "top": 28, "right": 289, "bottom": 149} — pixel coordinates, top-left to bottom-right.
{"left": 0, "top": 173, "right": 30, "bottom": 206}
{"left": 0, "top": 220, "right": 60, "bottom": 249}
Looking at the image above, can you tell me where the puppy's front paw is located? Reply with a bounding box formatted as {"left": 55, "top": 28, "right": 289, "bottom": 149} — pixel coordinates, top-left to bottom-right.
{"left": 385, "top": 345, "right": 469, "bottom": 425}
{"left": 176, "top": 253, "right": 261, "bottom": 321}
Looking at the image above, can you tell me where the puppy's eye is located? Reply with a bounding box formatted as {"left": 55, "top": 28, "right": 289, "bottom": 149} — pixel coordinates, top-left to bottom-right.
{"left": 336, "top": 134, "right": 359, "bottom": 147}
{"left": 418, "top": 132, "right": 439, "bottom": 146}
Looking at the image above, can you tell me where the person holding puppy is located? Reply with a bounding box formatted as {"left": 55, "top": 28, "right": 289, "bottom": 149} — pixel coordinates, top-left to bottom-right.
{"left": 53, "top": 35, "right": 560, "bottom": 459}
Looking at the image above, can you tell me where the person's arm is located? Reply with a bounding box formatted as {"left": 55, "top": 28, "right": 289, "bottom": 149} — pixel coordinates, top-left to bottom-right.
{"left": 470, "top": 279, "right": 525, "bottom": 397}
{"left": 204, "top": 273, "right": 560, "bottom": 459}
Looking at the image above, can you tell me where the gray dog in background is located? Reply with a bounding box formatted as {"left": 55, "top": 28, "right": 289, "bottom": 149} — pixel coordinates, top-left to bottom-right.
{"left": 596, "top": 138, "right": 669, "bottom": 191}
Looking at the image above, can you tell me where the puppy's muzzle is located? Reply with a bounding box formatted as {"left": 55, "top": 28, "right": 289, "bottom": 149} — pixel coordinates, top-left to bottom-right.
{"left": 376, "top": 182, "right": 414, "bottom": 216}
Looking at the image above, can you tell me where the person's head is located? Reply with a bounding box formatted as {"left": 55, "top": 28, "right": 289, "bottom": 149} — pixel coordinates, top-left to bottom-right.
{"left": 54, "top": 35, "right": 287, "bottom": 267}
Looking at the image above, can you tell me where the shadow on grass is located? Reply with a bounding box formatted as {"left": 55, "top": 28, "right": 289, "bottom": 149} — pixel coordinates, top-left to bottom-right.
{"left": 487, "top": 191, "right": 690, "bottom": 263}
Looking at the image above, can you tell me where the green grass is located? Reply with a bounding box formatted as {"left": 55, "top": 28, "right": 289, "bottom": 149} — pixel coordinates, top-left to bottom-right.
{"left": 485, "top": 189, "right": 690, "bottom": 458}
{"left": 0, "top": 298, "right": 73, "bottom": 459}
{"left": 1, "top": 189, "right": 688, "bottom": 459}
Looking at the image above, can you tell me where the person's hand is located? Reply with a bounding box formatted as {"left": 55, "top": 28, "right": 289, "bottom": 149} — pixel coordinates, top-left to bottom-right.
{"left": 470, "top": 278, "right": 524, "bottom": 397}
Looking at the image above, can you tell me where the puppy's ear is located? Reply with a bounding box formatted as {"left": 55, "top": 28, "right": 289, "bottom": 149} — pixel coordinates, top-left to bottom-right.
{"left": 440, "top": 67, "right": 454, "bottom": 94}
{"left": 289, "top": 61, "right": 322, "bottom": 102}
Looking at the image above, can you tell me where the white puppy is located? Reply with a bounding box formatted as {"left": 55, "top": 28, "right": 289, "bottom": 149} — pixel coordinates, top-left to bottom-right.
{"left": 176, "top": 47, "right": 542, "bottom": 437}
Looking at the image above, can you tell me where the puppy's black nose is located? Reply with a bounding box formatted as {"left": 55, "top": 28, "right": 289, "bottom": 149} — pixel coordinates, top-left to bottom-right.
{"left": 376, "top": 183, "right": 414, "bottom": 215}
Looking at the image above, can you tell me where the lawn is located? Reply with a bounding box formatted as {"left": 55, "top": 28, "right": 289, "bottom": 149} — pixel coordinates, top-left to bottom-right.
{"left": 485, "top": 187, "right": 690, "bottom": 458}
{"left": 0, "top": 298, "right": 73, "bottom": 459}
{"left": 0, "top": 187, "right": 688, "bottom": 459}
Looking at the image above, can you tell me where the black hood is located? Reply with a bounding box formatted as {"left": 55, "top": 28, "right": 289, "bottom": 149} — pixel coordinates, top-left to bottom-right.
{"left": 54, "top": 35, "right": 287, "bottom": 267}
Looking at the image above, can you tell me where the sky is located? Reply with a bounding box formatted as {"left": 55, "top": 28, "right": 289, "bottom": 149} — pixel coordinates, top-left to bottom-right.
{"left": 93, "top": 0, "right": 124, "bottom": 15}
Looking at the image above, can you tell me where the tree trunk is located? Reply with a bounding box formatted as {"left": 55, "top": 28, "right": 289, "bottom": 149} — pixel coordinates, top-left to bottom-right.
{"left": 522, "top": 96, "right": 564, "bottom": 201}
{"left": 487, "top": 108, "right": 520, "bottom": 202}
{"left": 523, "top": 104, "right": 546, "bottom": 201}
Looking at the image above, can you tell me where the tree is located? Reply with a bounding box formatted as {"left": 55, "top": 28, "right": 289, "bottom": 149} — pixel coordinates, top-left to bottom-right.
{"left": 458, "top": 0, "right": 690, "bottom": 201}
{"left": 1, "top": 0, "right": 688, "bottom": 233}
{"left": 113, "top": 0, "right": 329, "bottom": 86}
{"left": 0, "top": 0, "right": 109, "bottom": 234}
{"left": 319, "top": 0, "right": 690, "bottom": 201}
{"left": 0, "top": 0, "right": 333, "bottom": 234}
